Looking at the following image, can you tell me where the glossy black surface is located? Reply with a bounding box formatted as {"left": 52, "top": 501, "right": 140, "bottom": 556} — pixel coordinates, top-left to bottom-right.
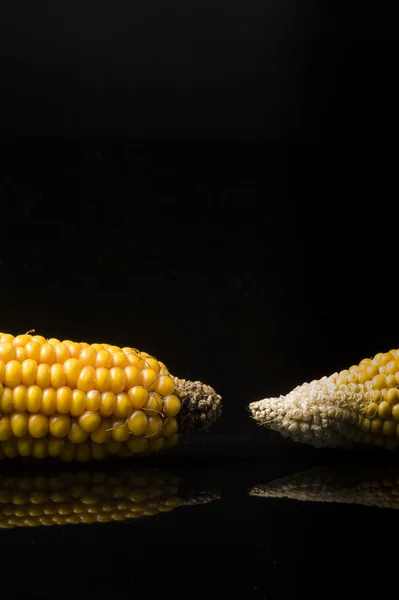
{"left": 0, "top": 2, "right": 396, "bottom": 597}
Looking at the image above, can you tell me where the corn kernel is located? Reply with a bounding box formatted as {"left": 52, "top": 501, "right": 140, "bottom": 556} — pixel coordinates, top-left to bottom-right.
{"left": 386, "top": 374, "right": 397, "bottom": 388}
{"left": 15, "top": 347, "right": 27, "bottom": 362}
{"left": 5, "top": 360, "right": 22, "bottom": 387}
{"left": 0, "top": 342, "right": 16, "bottom": 363}
{"left": 95, "top": 367, "right": 111, "bottom": 392}
{"left": 111, "top": 421, "right": 130, "bottom": 442}
{"left": 127, "top": 438, "right": 149, "bottom": 453}
{"left": 42, "top": 388, "right": 56, "bottom": 415}
{"left": 25, "top": 341, "right": 41, "bottom": 362}
{"left": 39, "top": 343, "right": 56, "bottom": 365}
{"left": 36, "top": 363, "right": 51, "bottom": 388}
{"left": 0, "top": 416, "right": 11, "bottom": 441}
{"left": 114, "top": 393, "right": 133, "bottom": 418}
{"left": 10, "top": 413, "right": 29, "bottom": 437}
{"left": 91, "top": 443, "right": 107, "bottom": 460}
{"left": 145, "top": 415, "right": 163, "bottom": 437}
{"left": 109, "top": 367, "right": 125, "bottom": 393}
{"left": 48, "top": 438, "right": 65, "bottom": 457}
{"left": 162, "top": 418, "right": 178, "bottom": 437}
{"left": 163, "top": 395, "right": 181, "bottom": 417}
{"left": 79, "top": 411, "right": 101, "bottom": 433}
{"left": 70, "top": 389, "right": 86, "bottom": 417}
{"left": 382, "top": 420, "right": 396, "bottom": 436}
{"left": 127, "top": 411, "right": 148, "bottom": 436}
{"left": 77, "top": 365, "right": 96, "bottom": 392}
{"left": 85, "top": 389, "right": 101, "bottom": 411}
{"left": 13, "top": 385, "right": 28, "bottom": 411}
{"left": 392, "top": 405, "right": 399, "bottom": 422}
{"left": 56, "top": 386, "right": 72, "bottom": 414}
{"left": 0, "top": 387, "right": 13, "bottom": 413}
{"left": 128, "top": 386, "right": 149, "bottom": 409}
{"left": 365, "top": 402, "right": 378, "bottom": 418}
{"left": 17, "top": 436, "right": 33, "bottom": 457}
{"left": 79, "top": 346, "right": 97, "bottom": 367}
{"left": 149, "top": 437, "right": 165, "bottom": 453}
{"left": 378, "top": 401, "right": 392, "bottom": 419}
{"left": 50, "top": 364, "right": 66, "bottom": 388}
{"left": 63, "top": 358, "right": 83, "bottom": 388}
{"left": 55, "top": 343, "right": 70, "bottom": 363}
{"left": 0, "top": 360, "right": 5, "bottom": 384}
{"left": 90, "top": 419, "right": 112, "bottom": 444}
{"left": 75, "top": 443, "right": 91, "bottom": 462}
{"left": 28, "top": 414, "right": 49, "bottom": 438}
{"left": 100, "top": 391, "right": 116, "bottom": 416}
{"left": 95, "top": 349, "right": 113, "bottom": 368}
{"left": 139, "top": 368, "right": 158, "bottom": 389}
{"left": 49, "top": 415, "right": 71, "bottom": 438}
{"left": 370, "top": 418, "right": 382, "bottom": 434}
{"left": 21, "top": 359, "right": 37, "bottom": 386}
{"left": 27, "top": 385, "right": 42, "bottom": 413}
{"left": 68, "top": 421, "right": 89, "bottom": 444}
{"left": 387, "top": 388, "right": 399, "bottom": 406}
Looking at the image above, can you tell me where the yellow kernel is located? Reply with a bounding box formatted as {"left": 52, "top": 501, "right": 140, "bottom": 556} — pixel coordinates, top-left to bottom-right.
{"left": 76, "top": 365, "right": 95, "bottom": 392}
{"left": 145, "top": 415, "right": 163, "bottom": 437}
{"left": 63, "top": 358, "right": 83, "bottom": 388}
{"left": 371, "top": 374, "right": 386, "bottom": 390}
{"left": 17, "top": 436, "right": 33, "bottom": 456}
{"left": 79, "top": 346, "right": 97, "bottom": 367}
{"left": 370, "top": 418, "right": 382, "bottom": 434}
{"left": 95, "top": 367, "right": 111, "bottom": 392}
{"left": 148, "top": 436, "right": 165, "bottom": 453}
{"left": 387, "top": 388, "right": 399, "bottom": 405}
{"left": 155, "top": 376, "right": 175, "bottom": 396}
{"left": 10, "top": 413, "right": 29, "bottom": 437}
{"left": 26, "top": 385, "right": 43, "bottom": 412}
{"left": 91, "top": 442, "right": 107, "bottom": 460}
{"left": 386, "top": 374, "right": 397, "bottom": 388}
{"left": 21, "top": 359, "right": 37, "bottom": 386}
{"left": 13, "top": 385, "right": 28, "bottom": 411}
{"left": 50, "top": 363, "right": 66, "bottom": 388}
{"left": 47, "top": 338, "right": 60, "bottom": 346}
{"left": 127, "top": 386, "right": 149, "bottom": 409}
{"left": 36, "top": 363, "right": 51, "bottom": 388}
{"left": 5, "top": 360, "right": 22, "bottom": 387}
{"left": 382, "top": 420, "right": 396, "bottom": 436}
{"left": 392, "top": 405, "right": 399, "bottom": 422}
{"left": 126, "top": 353, "right": 141, "bottom": 366}
{"left": 32, "top": 335, "right": 46, "bottom": 345}
{"left": 162, "top": 417, "right": 178, "bottom": 437}
{"left": 127, "top": 411, "right": 148, "bottom": 436}
{"left": 109, "top": 367, "right": 125, "bottom": 393}
{"left": 356, "top": 368, "right": 369, "bottom": 384}
{"left": 42, "top": 388, "right": 56, "bottom": 415}
{"left": 114, "top": 393, "right": 133, "bottom": 418}
{"left": 112, "top": 351, "right": 129, "bottom": 369}
{"left": 54, "top": 343, "right": 70, "bottom": 364}
{"left": 385, "top": 360, "right": 399, "bottom": 375}
{"left": 12, "top": 334, "right": 32, "bottom": 346}
{"left": 127, "top": 438, "right": 149, "bottom": 454}
{"left": 0, "top": 360, "right": 5, "bottom": 384}
{"left": 28, "top": 414, "right": 49, "bottom": 438}
{"left": 25, "top": 341, "right": 41, "bottom": 362}
{"left": 164, "top": 433, "right": 179, "bottom": 449}
{"left": 163, "top": 395, "right": 181, "bottom": 417}
{"left": 56, "top": 386, "right": 72, "bottom": 414}
{"left": 32, "top": 439, "right": 48, "bottom": 459}
{"left": 0, "top": 416, "right": 12, "bottom": 441}
{"left": 79, "top": 411, "right": 101, "bottom": 433}
{"left": 85, "top": 389, "right": 101, "bottom": 411}
{"left": 64, "top": 341, "right": 81, "bottom": 359}
{"left": 70, "top": 389, "right": 86, "bottom": 416}
{"left": 139, "top": 368, "right": 158, "bottom": 388}
{"left": 144, "top": 392, "right": 163, "bottom": 414}
{"left": 90, "top": 419, "right": 112, "bottom": 444}
{"left": 0, "top": 387, "right": 13, "bottom": 413}
{"left": 367, "top": 364, "right": 379, "bottom": 378}
{"left": 380, "top": 352, "right": 395, "bottom": 366}
{"left": 95, "top": 349, "right": 113, "bottom": 369}
{"left": 111, "top": 421, "right": 130, "bottom": 442}
{"left": 378, "top": 401, "right": 392, "bottom": 419}
{"left": 68, "top": 421, "right": 89, "bottom": 443}
{"left": 39, "top": 343, "right": 56, "bottom": 365}
{"left": 91, "top": 343, "right": 104, "bottom": 351}
{"left": 75, "top": 443, "right": 91, "bottom": 462}
{"left": 15, "top": 346, "right": 27, "bottom": 362}
{"left": 48, "top": 437, "right": 65, "bottom": 457}
{"left": 0, "top": 342, "right": 16, "bottom": 362}
{"left": 381, "top": 389, "right": 388, "bottom": 401}
{"left": 49, "top": 415, "right": 71, "bottom": 437}
{"left": 124, "top": 366, "right": 140, "bottom": 388}
{"left": 100, "top": 391, "right": 116, "bottom": 416}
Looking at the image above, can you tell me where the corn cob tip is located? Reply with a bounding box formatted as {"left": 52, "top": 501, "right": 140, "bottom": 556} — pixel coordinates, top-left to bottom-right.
{"left": 173, "top": 378, "right": 222, "bottom": 435}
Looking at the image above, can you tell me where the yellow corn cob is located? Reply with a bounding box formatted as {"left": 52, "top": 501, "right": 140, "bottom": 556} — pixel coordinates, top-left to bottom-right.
{"left": 249, "top": 347, "right": 399, "bottom": 450}
{"left": 0, "top": 467, "right": 220, "bottom": 528}
{"left": 250, "top": 465, "right": 399, "bottom": 510}
{"left": 0, "top": 331, "right": 222, "bottom": 461}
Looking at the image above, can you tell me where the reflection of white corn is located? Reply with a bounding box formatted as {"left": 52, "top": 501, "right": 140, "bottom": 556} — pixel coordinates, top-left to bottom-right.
{"left": 250, "top": 465, "right": 399, "bottom": 510}
{"left": 249, "top": 349, "right": 399, "bottom": 450}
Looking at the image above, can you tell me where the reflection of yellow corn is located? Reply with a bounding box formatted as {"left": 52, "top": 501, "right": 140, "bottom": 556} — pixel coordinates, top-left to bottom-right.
{"left": 250, "top": 465, "right": 399, "bottom": 510}
{"left": 250, "top": 348, "right": 399, "bottom": 450}
{"left": 0, "top": 467, "right": 220, "bottom": 529}
{"left": 0, "top": 331, "right": 222, "bottom": 461}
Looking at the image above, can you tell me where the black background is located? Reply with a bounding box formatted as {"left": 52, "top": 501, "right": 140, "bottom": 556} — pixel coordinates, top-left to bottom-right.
{"left": 0, "top": 2, "right": 397, "bottom": 598}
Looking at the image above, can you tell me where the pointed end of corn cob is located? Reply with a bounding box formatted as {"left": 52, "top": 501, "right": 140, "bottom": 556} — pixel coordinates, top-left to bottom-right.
{"left": 173, "top": 378, "right": 222, "bottom": 435}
